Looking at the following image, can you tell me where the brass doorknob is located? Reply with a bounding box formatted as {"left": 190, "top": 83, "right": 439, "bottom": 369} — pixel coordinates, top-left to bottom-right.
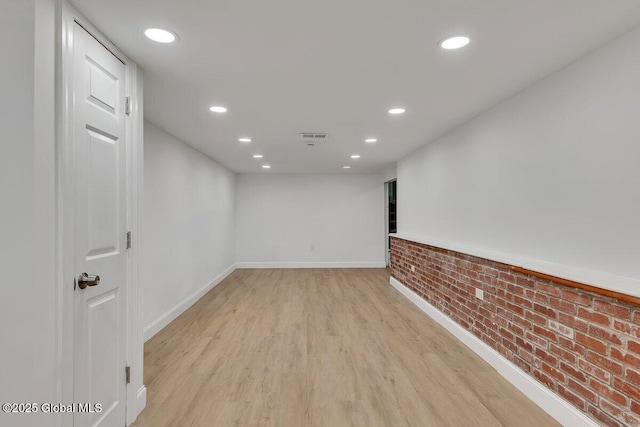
{"left": 78, "top": 272, "right": 100, "bottom": 289}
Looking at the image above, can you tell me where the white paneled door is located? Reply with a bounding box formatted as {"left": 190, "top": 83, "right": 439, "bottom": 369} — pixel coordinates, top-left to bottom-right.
{"left": 73, "top": 22, "right": 127, "bottom": 427}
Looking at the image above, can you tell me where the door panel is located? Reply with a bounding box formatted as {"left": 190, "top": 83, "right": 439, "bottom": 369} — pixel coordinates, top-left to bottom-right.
{"left": 86, "top": 289, "right": 120, "bottom": 412}
{"left": 86, "top": 128, "right": 120, "bottom": 259}
{"left": 88, "top": 60, "right": 118, "bottom": 113}
{"left": 73, "top": 22, "right": 127, "bottom": 427}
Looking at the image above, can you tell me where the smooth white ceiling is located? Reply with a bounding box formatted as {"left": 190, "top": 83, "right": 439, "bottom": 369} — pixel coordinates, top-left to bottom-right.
{"left": 71, "top": 0, "right": 640, "bottom": 173}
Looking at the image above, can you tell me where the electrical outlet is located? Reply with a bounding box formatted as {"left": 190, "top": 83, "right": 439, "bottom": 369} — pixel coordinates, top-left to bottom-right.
{"left": 475, "top": 288, "right": 484, "bottom": 300}
{"left": 411, "top": 265, "right": 415, "bottom": 272}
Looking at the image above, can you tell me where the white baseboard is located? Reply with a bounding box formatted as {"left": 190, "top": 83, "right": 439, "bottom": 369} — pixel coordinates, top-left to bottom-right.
{"left": 126, "top": 385, "right": 146, "bottom": 426}
{"left": 143, "top": 263, "right": 236, "bottom": 342}
{"left": 236, "top": 261, "right": 387, "bottom": 269}
{"left": 389, "top": 276, "right": 598, "bottom": 427}
{"left": 135, "top": 386, "right": 146, "bottom": 419}
{"left": 136, "top": 385, "right": 146, "bottom": 412}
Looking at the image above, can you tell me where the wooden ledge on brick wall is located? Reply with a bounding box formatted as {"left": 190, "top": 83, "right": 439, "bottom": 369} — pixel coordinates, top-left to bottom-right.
{"left": 509, "top": 265, "right": 640, "bottom": 307}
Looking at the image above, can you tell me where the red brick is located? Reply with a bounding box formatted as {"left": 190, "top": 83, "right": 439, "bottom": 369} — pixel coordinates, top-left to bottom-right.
{"left": 478, "top": 307, "right": 493, "bottom": 321}
{"left": 516, "top": 276, "right": 535, "bottom": 288}
{"left": 470, "top": 262, "right": 483, "bottom": 272}
{"left": 547, "top": 320, "right": 575, "bottom": 339}
{"left": 502, "top": 338, "right": 518, "bottom": 355}
{"left": 534, "top": 369, "right": 556, "bottom": 390}
{"left": 549, "top": 343, "right": 577, "bottom": 364}
{"left": 512, "top": 295, "right": 533, "bottom": 308}
{"left": 492, "top": 313, "right": 509, "bottom": 328}
{"left": 548, "top": 296, "right": 577, "bottom": 314}
{"left": 507, "top": 283, "right": 524, "bottom": 296}
{"left": 588, "top": 324, "right": 623, "bottom": 345}
{"left": 491, "top": 295, "right": 506, "bottom": 308}
{"left": 535, "top": 281, "right": 561, "bottom": 297}
{"left": 525, "top": 289, "right": 548, "bottom": 304}
{"left": 577, "top": 307, "right": 611, "bottom": 327}
{"left": 506, "top": 301, "right": 525, "bottom": 316}
{"left": 562, "top": 289, "right": 591, "bottom": 306}
{"left": 586, "top": 350, "right": 624, "bottom": 376}
{"left": 631, "top": 400, "right": 640, "bottom": 417}
{"left": 532, "top": 325, "right": 557, "bottom": 342}
{"left": 593, "top": 300, "right": 631, "bottom": 320}
{"left": 558, "top": 384, "right": 586, "bottom": 410}
{"left": 519, "top": 348, "right": 540, "bottom": 368}
{"left": 589, "top": 378, "right": 628, "bottom": 406}
{"left": 575, "top": 332, "right": 607, "bottom": 355}
{"left": 610, "top": 347, "right": 640, "bottom": 367}
{"left": 498, "top": 271, "right": 515, "bottom": 282}
{"left": 512, "top": 314, "right": 533, "bottom": 331}
{"left": 579, "top": 358, "right": 612, "bottom": 383}
{"left": 525, "top": 331, "right": 548, "bottom": 348}
{"left": 567, "top": 377, "right": 598, "bottom": 404}
{"left": 515, "top": 336, "right": 534, "bottom": 353}
{"left": 535, "top": 347, "right": 558, "bottom": 365}
{"left": 533, "top": 303, "right": 557, "bottom": 319}
{"left": 628, "top": 368, "right": 640, "bottom": 386}
{"left": 498, "top": 327, "right": 514, "bottom": 342}
{"left": 541, "top": 362, "right": 565, "bottom": 383}
{"left": 558, "top": 335, "right": 585, "bottom": 356}
{"left": 599, "top": 398, "right": 638, "bottom": 426}
{"left": 525, "top": 310, "right": 546, "bottom": 326}
{"left": 508, "top": 323, "right": 524, "bottom": 337}
{"left": 558, "top": 312, "right": 588, "bottom": 332}
{"left": 613, "top": 376, "right": 640, "bottom": 402}
{"left": 559, "top": 360, "right": 587, "bottom": 383}
{"left": 613, "top": 319, "right": 639, "bottom": 337}
{"left": 629, "top": 340, "right": 640, "bottom": 356}
{"left": 587, "top": 405, "right": 624, "bottom": 427}
{"left": 514, "top": 356, "right": 532, "bottom": 373}
{"left": 483, "top": 267, "right": 499, "bottom": 277}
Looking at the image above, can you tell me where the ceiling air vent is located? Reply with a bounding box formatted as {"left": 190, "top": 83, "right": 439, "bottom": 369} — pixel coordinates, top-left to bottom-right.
{"left": 299, "top": 133, "right": 329, "bottom": 146}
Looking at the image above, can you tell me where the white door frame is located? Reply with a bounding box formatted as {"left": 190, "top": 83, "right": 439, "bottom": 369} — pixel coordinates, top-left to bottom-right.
{"left": 56, "top": 1, "right": 145, "bottom": 425}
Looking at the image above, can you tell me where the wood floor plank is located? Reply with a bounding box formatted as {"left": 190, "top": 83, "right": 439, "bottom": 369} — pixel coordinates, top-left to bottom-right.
{"left": 133, "top": 268, "right": 559, "bottom": 427}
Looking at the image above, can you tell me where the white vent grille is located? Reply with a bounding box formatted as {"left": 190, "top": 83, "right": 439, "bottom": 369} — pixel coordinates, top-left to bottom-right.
{"left": 300, "top": 133, "right": 329, "bottom": 139}
{"left": 299, "top": 133, "right": 329, "bottom": 146}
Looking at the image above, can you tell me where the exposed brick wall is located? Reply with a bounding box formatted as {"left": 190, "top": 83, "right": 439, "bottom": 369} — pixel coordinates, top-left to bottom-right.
{"left": 390, "top": 236, "right": 640, "bottom": 427}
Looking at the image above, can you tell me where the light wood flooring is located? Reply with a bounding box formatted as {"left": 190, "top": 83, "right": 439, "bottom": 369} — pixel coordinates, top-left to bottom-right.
{"left": 133, "top": 268, "right": 559, "bottom": 427}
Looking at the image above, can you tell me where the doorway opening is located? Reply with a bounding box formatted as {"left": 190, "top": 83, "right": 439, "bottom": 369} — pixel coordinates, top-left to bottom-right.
{"left": 385, "top": 179, "right": 397, "bottom": 267}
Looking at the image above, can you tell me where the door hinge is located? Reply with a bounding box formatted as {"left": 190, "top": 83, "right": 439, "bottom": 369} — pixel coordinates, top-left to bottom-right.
{"left": 126, "top": 231, "right": 132, "bottom": 249}
{"left": 125, "top": 366, "right": 131, "bottom": 384}
{"left": 125, "top": 96, "right": 131, "bottom": 116}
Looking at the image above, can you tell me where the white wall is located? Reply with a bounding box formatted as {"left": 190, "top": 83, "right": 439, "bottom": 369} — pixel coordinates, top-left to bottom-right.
{"left": 236, "top": 174, "right": 386, "bottom": 268}
{"left": 0, "top": 1, "right": 57, "bottom": 426}
{"left": 383, "top": 164, "right": 397, "bottom": 183}
{"left": 397, "top": 25, "right": 640, "bottom": 297}
{"left": 142, "top": 122, "right": 236, "bottom": 340}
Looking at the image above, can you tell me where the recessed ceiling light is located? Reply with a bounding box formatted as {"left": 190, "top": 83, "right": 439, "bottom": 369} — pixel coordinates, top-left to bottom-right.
{"left": 262, "top": 165, "right": 271, "bottom": 169}
{"left": 388, "top": 108, "right": 405, "bottom": 115}
{"left": 209, "top": 106, "right": 227, "bottom": 113}
{"left": 343, "top": 166, "right": 351, "bottom": 169}
{"left": 253, "top": 154, "right": 263, "bottom": 159}
{"left": 350, "top": 155, "right": 361, "bottom": 159}
{"left": 439, "top": 35, "right": 470, "bottom": 50}
{"left": 144, "top": 28, "right": 178, "bottom": 43}
{"left": 239, "top": 137, "right": 252, "bottom": 142}
{"left": 365, "top": 138, "right": 378, "bottom": 143}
